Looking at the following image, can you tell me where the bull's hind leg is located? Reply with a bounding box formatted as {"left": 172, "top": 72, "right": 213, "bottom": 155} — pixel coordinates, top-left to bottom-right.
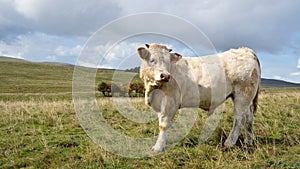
{"left": 224, "top": 95, "right": 251, "bottom": 148}
{"left": 224, "top": 83, "right": 258, "bottom": 148}
{"left": 244, "top": 88, "right": 259, "bottom": 146}
{"left": 244, "top": 69, "right": 259, "bottom": 146}
{"left": 244, "top": 104, "right": 254, "bottom": 146}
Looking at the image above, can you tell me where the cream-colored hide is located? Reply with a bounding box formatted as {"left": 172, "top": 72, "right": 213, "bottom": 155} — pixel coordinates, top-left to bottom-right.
{"left": 138, "top": 44, "right": 260, "bottom": 152}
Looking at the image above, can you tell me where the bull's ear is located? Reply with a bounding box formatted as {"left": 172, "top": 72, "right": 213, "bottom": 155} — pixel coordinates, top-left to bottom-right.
{"left": 137, "top": 47, "right": 150, "bottom": 60}
{"left": 145, "top": 44, "right": 150, "bottom": 48}
{"left": 170, "top": 53, "right": 182, "bottom": 63}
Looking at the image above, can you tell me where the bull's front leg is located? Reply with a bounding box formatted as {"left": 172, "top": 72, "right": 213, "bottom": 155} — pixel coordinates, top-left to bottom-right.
{"left": 152, "top": 97, "right": 177, "bottom": 152}
{"left": 151, "top": 113, "right": 170, "bottom": 152}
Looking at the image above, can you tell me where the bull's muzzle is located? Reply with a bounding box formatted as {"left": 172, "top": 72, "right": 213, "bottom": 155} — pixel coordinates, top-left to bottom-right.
{"left": 160, "top": 73, "right": 170, "bottom": 82}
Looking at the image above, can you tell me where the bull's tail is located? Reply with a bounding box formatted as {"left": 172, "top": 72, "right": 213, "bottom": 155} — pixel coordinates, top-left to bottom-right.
{"left": 253, "top": 86, "right": 259, "bottom": 113}
{"left": 252, "top": 50, "right": 260, "bottom": 114}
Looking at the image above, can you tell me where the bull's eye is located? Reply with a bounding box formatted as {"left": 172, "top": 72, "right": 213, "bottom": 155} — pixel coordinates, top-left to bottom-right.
{"left": 150, "top": 59, "right": 156, "bottom": 64}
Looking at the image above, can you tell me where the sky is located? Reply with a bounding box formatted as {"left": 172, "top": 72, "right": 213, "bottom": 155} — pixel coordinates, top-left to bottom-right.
{"left": 0, "top": 0, "right": 300, "bottom": 83}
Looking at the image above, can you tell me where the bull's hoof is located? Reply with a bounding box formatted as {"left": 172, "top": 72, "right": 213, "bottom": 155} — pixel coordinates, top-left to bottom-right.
{"left": 151, "top": 145, "right": 165, "bottom": 152}
{"left": 222, "top": 139, "right": 235, "bottom": 151}
{"left": 224, "top": 138, "right": 235, "bottom": 147}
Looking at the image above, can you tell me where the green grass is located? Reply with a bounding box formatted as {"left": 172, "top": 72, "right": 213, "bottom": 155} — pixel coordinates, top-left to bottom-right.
{"left": 0, "top": 60, "right": 300, "bottom": 168}
{"left": 1, "top": 92, "right": 300, "bottom": 168}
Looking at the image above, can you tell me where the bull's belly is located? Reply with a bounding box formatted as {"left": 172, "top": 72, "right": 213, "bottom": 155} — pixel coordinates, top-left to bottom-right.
{"left": 199, "top": 100, "right": 211, "bottom": 111}
{"left": 180, "top": 88, "right": 231, "bottom": 111}
{"left": 179, "top": 84, "right": 212, "bottom": 110}
{"left": 180, "top": 95, "right": 210, "bottom": 110}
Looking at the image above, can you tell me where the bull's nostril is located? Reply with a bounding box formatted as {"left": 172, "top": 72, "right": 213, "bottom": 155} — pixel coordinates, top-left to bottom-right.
{"left": 160, "top": 73, "right": 170, "bottom": 81}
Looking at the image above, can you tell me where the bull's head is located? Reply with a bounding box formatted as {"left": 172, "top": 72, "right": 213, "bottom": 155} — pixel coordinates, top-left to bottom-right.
{"left": 137, "top": 43, "right": 182, "bottom": 106}
{"left": 137, "top": 43, "right": 182, "bottom": 86}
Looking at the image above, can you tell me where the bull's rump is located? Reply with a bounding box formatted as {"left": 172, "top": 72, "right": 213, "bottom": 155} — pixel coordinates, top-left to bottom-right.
{"left": 220, "top": 47, "right": 260, "bottom": 84}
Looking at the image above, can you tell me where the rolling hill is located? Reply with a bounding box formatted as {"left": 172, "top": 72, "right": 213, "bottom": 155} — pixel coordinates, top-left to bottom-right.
{"left": 0, "top": 56, "right": 299, "bottom": 95}
{"left": 0, "top": 56, "right": 138, "bottom": 95}
{"left": 0, "top": 56, "right": 28, "bottom": 62}
{"left": 261, "top": 78, "right": 300, "bottom": 88}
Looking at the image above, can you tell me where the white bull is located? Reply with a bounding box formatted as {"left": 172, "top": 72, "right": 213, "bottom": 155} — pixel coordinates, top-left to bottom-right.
{"left": 137, "top": 43, "right": 261, "bottom": 152}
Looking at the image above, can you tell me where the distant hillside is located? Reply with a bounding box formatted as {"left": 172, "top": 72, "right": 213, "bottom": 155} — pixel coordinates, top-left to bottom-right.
{"left": 0, "top": 58, "right": 74, "bottom": 94}
{"left": 0, "top": 56, "right": 299, "bottom": 92}
{"left": 261, "top": 78, "right": 300, "bottom": 88}
{"left": 0, "top": 56, "right": 27, "bottom": 62}
{"left": 41, "top": 62, "right": 75, "bottom": 67}
{"left": 0, "top": 56, "right": 138, "bottom": 94}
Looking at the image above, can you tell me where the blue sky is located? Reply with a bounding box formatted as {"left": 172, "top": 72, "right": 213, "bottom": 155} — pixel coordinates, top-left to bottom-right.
{"left": 0, "top": 0, "right": 300, "bottom": 83}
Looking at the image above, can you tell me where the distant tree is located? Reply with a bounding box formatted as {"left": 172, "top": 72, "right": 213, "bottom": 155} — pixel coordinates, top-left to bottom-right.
{"left": 128, "top": 82, "right": 137, "bottom": 97}
{"left": 98, "top": 81, "right": 144, "bottom": 97}
{"left": 136, "top": 82, "right": 145, "bottom": 96}
{"left": 97, "top": 82, "right": 107, "bottom": 96}
{"left": 125, "top": 66, "right": 140, "bottom": 73}
{"left": 106, "top": 82, "right": 112, "bottom": 96}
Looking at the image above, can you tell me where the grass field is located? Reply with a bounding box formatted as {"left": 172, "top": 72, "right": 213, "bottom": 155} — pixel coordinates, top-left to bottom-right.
{"left": 1, "top": 60, "right": 300, "bottom": 168}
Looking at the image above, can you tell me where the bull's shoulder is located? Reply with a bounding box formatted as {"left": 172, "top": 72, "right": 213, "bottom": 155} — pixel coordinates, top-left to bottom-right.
{"left": 173, "top": 57, "right": 205, "bottom": 74}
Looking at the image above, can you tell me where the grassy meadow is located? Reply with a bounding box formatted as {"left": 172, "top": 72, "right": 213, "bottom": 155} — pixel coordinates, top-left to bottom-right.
{"left": 0, "top": 59, "right": 300, "bottom": 168}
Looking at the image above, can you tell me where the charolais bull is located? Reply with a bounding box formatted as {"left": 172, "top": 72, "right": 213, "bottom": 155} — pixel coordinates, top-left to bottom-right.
{"left": 137, "top": 43, "right": 261, "bottom": 152}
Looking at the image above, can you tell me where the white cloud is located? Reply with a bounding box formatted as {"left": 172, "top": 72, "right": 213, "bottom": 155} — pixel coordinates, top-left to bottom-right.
{"left": 0, "top": 0, "right": 299, "bottom": 53}
{"left": 96, "top": 42, "right": 143, "bottom": 69}
{"left": 13, "top": 0, "right": 40, "bottom": 20}
{"left": 290, "top": 72, "right": 300, "bottom": 76}
{"left": 54, "top": 45, "right": 82, "bottom": 57}
{"left": 46, "top": 55, "right": 56, "bottom": 61}
{"left": 0, "top": 32, "right": 82, "bottom": 63}
{"left": 116, "top": 0, "right": 300, "bottom": 53}
{"left": 12, "top": 0, "right": 121, "bottom": 37}
{"left": 290, "top": 58, "right": 300, "bottom": 77}
{"left": 0, "top": 0, "right": 297, "bottom": 53}
{"left": 91, "top": 41, "right": 201, "bottom": 70}
{"left": 0, "top": 39, "right": 26, "bottom": 59}
{"left": 272, "top": 75, "right": 285, "bottom": 81}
